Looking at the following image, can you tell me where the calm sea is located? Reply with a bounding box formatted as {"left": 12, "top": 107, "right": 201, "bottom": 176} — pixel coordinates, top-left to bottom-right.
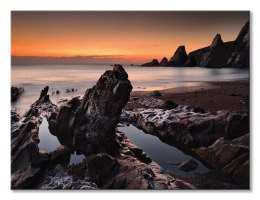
{"left": 11, "top": 64, "right": 249, "bottom": 114}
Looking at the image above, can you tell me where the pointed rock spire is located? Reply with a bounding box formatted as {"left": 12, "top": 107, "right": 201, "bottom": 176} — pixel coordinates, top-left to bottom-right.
{"left": 169, "top": 45, "right": 188, "bottom": 66}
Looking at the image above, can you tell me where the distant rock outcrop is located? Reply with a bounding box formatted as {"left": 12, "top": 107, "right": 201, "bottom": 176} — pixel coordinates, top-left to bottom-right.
{"left": 200, "top": 34, "right": 229, "bottom": 67}
{"left": 225, "top": 21, "right": 249, "bottom": 68}
{"left": 141, "top": 59, "right": 160, "bottom": 66}
{"left": 169, "top": 45, "right": 188, "bottom": 66}
{"left": 140, "top": 21, "right": 249, "bottom": 68}
{"left": 159, "top": 57, "right": 168, "bottom": 66}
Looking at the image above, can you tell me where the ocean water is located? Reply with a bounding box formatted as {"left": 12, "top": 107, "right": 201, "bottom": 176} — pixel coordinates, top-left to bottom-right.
{"left": 11, "top": 64, "right": 249, "bottom": 114}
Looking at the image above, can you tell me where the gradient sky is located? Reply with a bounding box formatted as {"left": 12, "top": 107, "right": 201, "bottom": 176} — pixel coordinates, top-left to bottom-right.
{"left": 11, "top": 11, "right": 249, "bottom": 63}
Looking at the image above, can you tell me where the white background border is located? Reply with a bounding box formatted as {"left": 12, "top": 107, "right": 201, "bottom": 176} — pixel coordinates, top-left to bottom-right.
{"left": 0, "top": 0, "right": 259, "bottom": 199}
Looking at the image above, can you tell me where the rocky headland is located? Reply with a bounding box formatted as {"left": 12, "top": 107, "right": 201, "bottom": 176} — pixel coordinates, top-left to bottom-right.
{"left": 11, "top": 64, "right": 249, "bottom": 189}
{"left": 141, "top": 21, "right": 249, "bottom": 68}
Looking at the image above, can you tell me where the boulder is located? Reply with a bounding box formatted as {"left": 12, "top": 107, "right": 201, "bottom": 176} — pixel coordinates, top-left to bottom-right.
{"left": 11, "top": 86, "right": 24, "bottom": 101}
{"left": 151, "top": 90, "right": 162, "bottom": 97}
{"left": 159, "top": 100, "right": 178, "bottom": 110}
{"left": 169, "top": 45, "right": 188, "bottom": 66}
{"left": 141, "top": 59, "right": 160, "bottom": 66}
{"left": 178, "top": 159, "right": 198, "bottom": 172}
{"left": 49, "top": 64, "right": 133, "bottom": 155}
{"left": 50, "top": 145, "right": 72, "bottom": 164}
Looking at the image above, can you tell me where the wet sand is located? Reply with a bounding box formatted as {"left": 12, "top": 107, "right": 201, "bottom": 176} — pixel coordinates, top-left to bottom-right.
{"left": 128, "top": 80, "right": 249, "bottom": 112}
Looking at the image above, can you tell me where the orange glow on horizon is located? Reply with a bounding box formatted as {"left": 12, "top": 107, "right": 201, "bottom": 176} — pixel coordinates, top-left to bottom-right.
{"left": 11, "top": 12, "right": 249, "bottom": 63}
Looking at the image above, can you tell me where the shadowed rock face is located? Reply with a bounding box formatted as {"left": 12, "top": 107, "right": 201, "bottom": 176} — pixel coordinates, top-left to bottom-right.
{"left": 200, "top": 34, "right": 228, "bottom": 68}
{"left": 159, "top": 57, "right": 168, "bottom": 66}
{"left": 49, "top": 64, "right": 133, "bottom": 156}
{"left": 169, "top": 45, "right": 188, "bottom": 66}
{"left": 225, "top": 21, "right": 249, "bottom": 68}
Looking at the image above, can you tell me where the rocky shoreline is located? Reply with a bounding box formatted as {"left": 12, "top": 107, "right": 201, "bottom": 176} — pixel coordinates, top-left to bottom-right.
{"left": 141, "top": 21, "right": 249, "bottom": 68}
{"left": 11, "top": 65, "right": 249, "bottom": 189}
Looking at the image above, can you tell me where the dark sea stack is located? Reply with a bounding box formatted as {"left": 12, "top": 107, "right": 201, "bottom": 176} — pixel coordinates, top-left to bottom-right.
{"left": 11, "top": 86, "right": 24, "bottom": 101}
{"left": 194, "top": 134, "right": 249, "bottom": 188}
{"left": 169, "top": 45, "right": 188, "bottom": 66}
{"left": 225, "top": 21, "right": 249, "bottom": 68}
{"left": 200, "top": 34, "right": 228, "bottom": 68}
{"left": 159, "top": 57, "right": 169, "bottom": 66}
{"left": 184, "top": 55, "right": 197, "bottom": 66}
{"left": 49, "top": 64, "right": 133, "bottom": 155}
{"left": 141, "top": 59, "right": 160, "bottom": 66}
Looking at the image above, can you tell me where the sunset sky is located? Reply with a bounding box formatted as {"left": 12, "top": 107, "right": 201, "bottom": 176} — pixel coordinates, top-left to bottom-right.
{"left": 11, "top": 11, "right": 249, "bottom": 64}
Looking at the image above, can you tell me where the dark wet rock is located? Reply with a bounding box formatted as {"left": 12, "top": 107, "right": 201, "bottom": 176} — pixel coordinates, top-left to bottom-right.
{"left": 37, "top": 164, "right": 97, "bottom": 189}
{"left": 49, "top": 64, "right": 133, "bottom": 155}
{"left": 11, "top": 86, "right": 58, "bottom": 189}
{"left": 186, "top": 105, "right": 205, "bottom": 113}
{"left": 87, "top": 152, "right": 193, "bottom": 189}
{"left": 225, "top": 21, "right": 249, "bottom": 68}
{"left": 11, "top": 86, "right": 24, "bottom": 101}
{"left": 178, "top": 159, "right": 198, "bottom": 172}
{"left": 141, "top": 59, "right": 160, "bottom": 66}
{"left": 159, "top": 100, "right": 178, "bottom": 110}
{"left": 169, "top": 46, "right": 188, "bottom": 66}
{"left": 159, "top": 57, "right": 169, "bottom": 66}
{"left": 50, "top": 145, "right": 71, "bottom": 164}
{"left": 56, "top": 90, "right": 60, "bottom": 94}
{"left": 151, "top": 90, "right": 162, "bottom": 97}
{"left": 123, "top": 108, "right": 248, "bottom": 148}
{"left": 225, "top": 111, "right": 249, "bottom": 140}
{"left": 11, "top": 110, "right": 20, "bottom": 123}
{"left": 194, "top": 134, "right": 249, "bottom": 188}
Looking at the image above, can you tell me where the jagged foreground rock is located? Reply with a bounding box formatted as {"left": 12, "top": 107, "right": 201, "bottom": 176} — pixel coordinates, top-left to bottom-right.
{"left": 48, "top": 64, "right": 133, "bottom": 155}
{"left": 11, "top": 87, "right": 58, "bottom": 188}
{"left": 11, "top": 65, "right": 199, "bottom": 189}
{"left": 194, "top": 134, "right": 249, "bottom": 188}
{"left": 122, "top": 107, "right": 248, "bottom": 148}
{"left": 11, "top": 65, "right": 248, "bottom": 189}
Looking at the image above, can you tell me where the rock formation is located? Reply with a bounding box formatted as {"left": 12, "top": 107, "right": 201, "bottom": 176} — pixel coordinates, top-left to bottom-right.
{"left": 200, "top": 34, "right": 228, "bottom": 67}
{"left": 194, "top": 134, "right": 249, "bottom": 188}
{"left": 11, "top": 86, "right": 57, "bottom": 189}
{"left": 49, "top": 64, "right": 133, "bottom": 155}
{"left": 11, "top": 86, "right": 24, "bottom": 101}
{"left": 140, "top": 21, "right": 249, "bottom": 68}
{"left": 169, "top": 45, "right": 188, "bottom": 66}
{"left": 122, "top": 107, "right": 249, "bottom": 148}
{"left": 141, "top": 59, "right": 160, "bottom": 66}
{"left": 225, "top": 21, "right": 249, "bottom": 68}
{"left": 159, "top": 57, "right": 169, "bottom": 66}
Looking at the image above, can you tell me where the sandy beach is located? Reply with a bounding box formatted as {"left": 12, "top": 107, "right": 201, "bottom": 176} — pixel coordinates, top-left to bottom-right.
{"left": 127, "top": 80, "right": 249, "bottom": 112}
